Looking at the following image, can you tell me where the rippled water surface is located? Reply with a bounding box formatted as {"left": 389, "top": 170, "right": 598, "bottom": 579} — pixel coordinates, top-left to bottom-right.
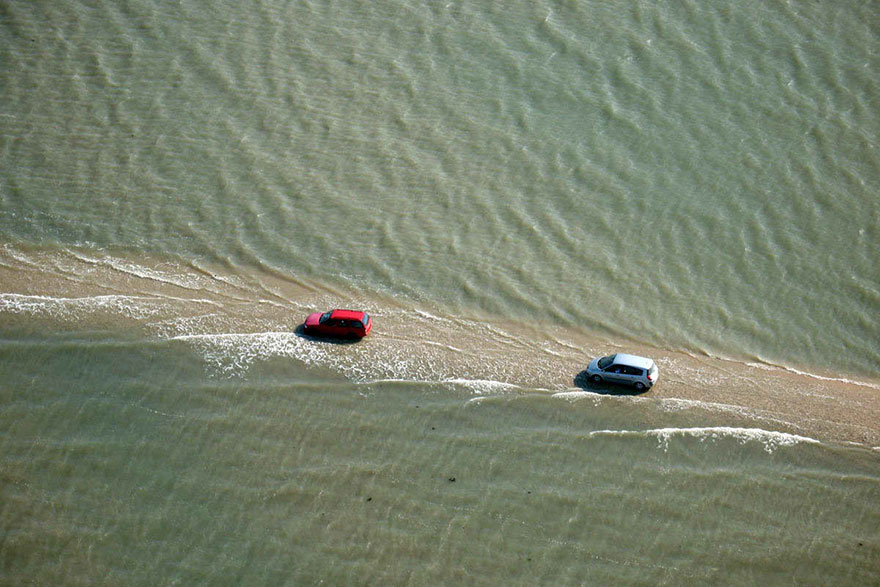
{"left": 1, "top": 0, "right": 878, "bottom": 584}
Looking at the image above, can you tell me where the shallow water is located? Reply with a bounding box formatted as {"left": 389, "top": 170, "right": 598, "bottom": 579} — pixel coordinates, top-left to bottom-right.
{"left": 2, "top": 327, "right": 879, "bottom": 585}
{"left": 1, "top": 0, "right": 879, "bottom": 583}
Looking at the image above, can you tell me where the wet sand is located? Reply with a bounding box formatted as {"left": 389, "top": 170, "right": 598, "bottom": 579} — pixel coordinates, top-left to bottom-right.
{"left": 2, "top": 245, "right": 878, "bottom": 447}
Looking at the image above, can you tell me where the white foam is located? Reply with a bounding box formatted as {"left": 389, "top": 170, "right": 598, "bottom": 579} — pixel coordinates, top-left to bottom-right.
{"left": 553, "top": 390, "right": 604, "bottom": 401}
{"left": 551, "top": 390, "right": 609, "bottom": 407}
{"left": 443, "top": 378, "right": 519, "bottom": 394}
{"left": 0, "top": 293, "right": 166, "bottom": 320}
{"left": 540, "top": 348, "right": 565, "bottom": 358}
{"left": 169, "top": 331, "right": 389, "bottom": 381}
{"left": 414, "top": 309, "right": 449, "bottom": 322}
{"left": 746, "top": 362, "right": 880, "bottom": 390}
{"left": 0, "top": 244, "right": 38, "bottom": 267}
{"left": 423, "top": 340, "right": 464, "bottom": 353}
{"left": 146, "top": 313, "right": 226, "bottom": 339}
{"left": 167, "top": 329, "right": 537, "bottom": 387}
{"left": 69, "top": 252, "right": 209, "bottom": 291}
{"left": 588, "top": 427, "right": 820, "bottom": 454}
{"left": 168, "top": 331, "right": 309, "bottom": 376}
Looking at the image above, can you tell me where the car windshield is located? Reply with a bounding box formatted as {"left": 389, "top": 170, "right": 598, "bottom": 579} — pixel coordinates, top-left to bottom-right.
{"left": 597, "top": 355, "right": 615, "bottom": 369}
{"left": 361, "top": 313, "right": 369, "bottom": 326}
{"left": 319, "top": 311, "right": 332, "bottom": 323}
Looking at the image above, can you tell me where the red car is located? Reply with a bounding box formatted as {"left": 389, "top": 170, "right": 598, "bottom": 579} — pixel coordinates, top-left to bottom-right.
{"left": 303, "top": 309, "right": 372, "bottom": 339}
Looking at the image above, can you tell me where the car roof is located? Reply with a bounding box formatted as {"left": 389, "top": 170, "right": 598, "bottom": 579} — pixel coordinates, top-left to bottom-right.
{"left": 613, "top": 353, "right": 655, "bottom": 369}
{"left": 329, "top": 309, "right": 367, "bottom": 321}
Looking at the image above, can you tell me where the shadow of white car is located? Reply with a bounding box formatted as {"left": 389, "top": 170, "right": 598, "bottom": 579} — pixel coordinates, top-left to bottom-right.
{"left": 586, "top": 353, "right": 659, "bottom": 391}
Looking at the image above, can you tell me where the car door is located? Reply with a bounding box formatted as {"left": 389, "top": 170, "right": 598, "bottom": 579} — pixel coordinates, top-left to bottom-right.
{"left": 322, "top": 318, "right": 340, "bottom": 336}
{"left": 605, "top": 364, "right": 625, "bottom": 384}
{"left": 621, "top": 366, "right": 643, "bottom": 386}
{"left": 334, "top": 320, "right": 350, "bottom": 337}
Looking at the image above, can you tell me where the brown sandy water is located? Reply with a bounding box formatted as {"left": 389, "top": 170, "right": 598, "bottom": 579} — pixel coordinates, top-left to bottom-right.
{"left": 2, "top": 245, "right": 877, "bottom": 448}
{"left": 3, "top": 1, "right": 880, "bottom": 582}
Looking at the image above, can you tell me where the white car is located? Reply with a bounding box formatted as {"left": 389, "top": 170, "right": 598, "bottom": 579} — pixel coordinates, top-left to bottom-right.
{"left": 586, "top": 353, "right": 659, "bottom": 391}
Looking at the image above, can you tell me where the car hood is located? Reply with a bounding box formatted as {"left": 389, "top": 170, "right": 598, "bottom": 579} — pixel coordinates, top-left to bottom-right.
{"left": 586, "top": 357, "right": 600, "bottom": 372}
{"left": 304, "top": 312, "right": 322, "bottom": 327}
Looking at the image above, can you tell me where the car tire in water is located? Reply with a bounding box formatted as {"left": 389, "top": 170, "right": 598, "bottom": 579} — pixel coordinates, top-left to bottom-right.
{"left": 590, "top": 375, "right": 602, "bottom": 384}
{"left": 634, "top": 382, "right": 646, "bottom": 392}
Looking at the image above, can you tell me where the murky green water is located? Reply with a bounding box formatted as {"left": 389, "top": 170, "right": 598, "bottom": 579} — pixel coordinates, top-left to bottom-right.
{"left": 1, "top": 1, "right": 878, "bottom": 583}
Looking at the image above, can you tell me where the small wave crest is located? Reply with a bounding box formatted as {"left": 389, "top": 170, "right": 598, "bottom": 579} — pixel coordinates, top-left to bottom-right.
{"left": 747, "top": 362, "right": 880, "bottom": 391}
{"left": 0, "top": 292, "right": 170, "bottom": 320}
{"left": 442, "top": 378, "right": 520, "bottom": 395}
{"left": 168, "top": 331, "right": 360, "bottom": 378}
{"left": 69, "top": 252, "right": 210, "bottom": 292}
{"left": 588, "top": 427, "right": 820, "bottom": 454}
{"left": 167, "top": 331, "right": 499, "bottom": 385}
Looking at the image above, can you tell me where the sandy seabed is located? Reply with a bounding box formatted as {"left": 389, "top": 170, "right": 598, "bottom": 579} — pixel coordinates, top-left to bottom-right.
{"left": 1, "top": 245, "right": 878, "bottom": 448}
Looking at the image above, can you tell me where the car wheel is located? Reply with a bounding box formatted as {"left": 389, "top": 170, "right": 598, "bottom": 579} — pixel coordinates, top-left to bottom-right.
{"left": 634, "top": 382, "right": 646, "bottom": 392}
{"left": 590, "top": 374, "right": 602, "bottom": 384}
